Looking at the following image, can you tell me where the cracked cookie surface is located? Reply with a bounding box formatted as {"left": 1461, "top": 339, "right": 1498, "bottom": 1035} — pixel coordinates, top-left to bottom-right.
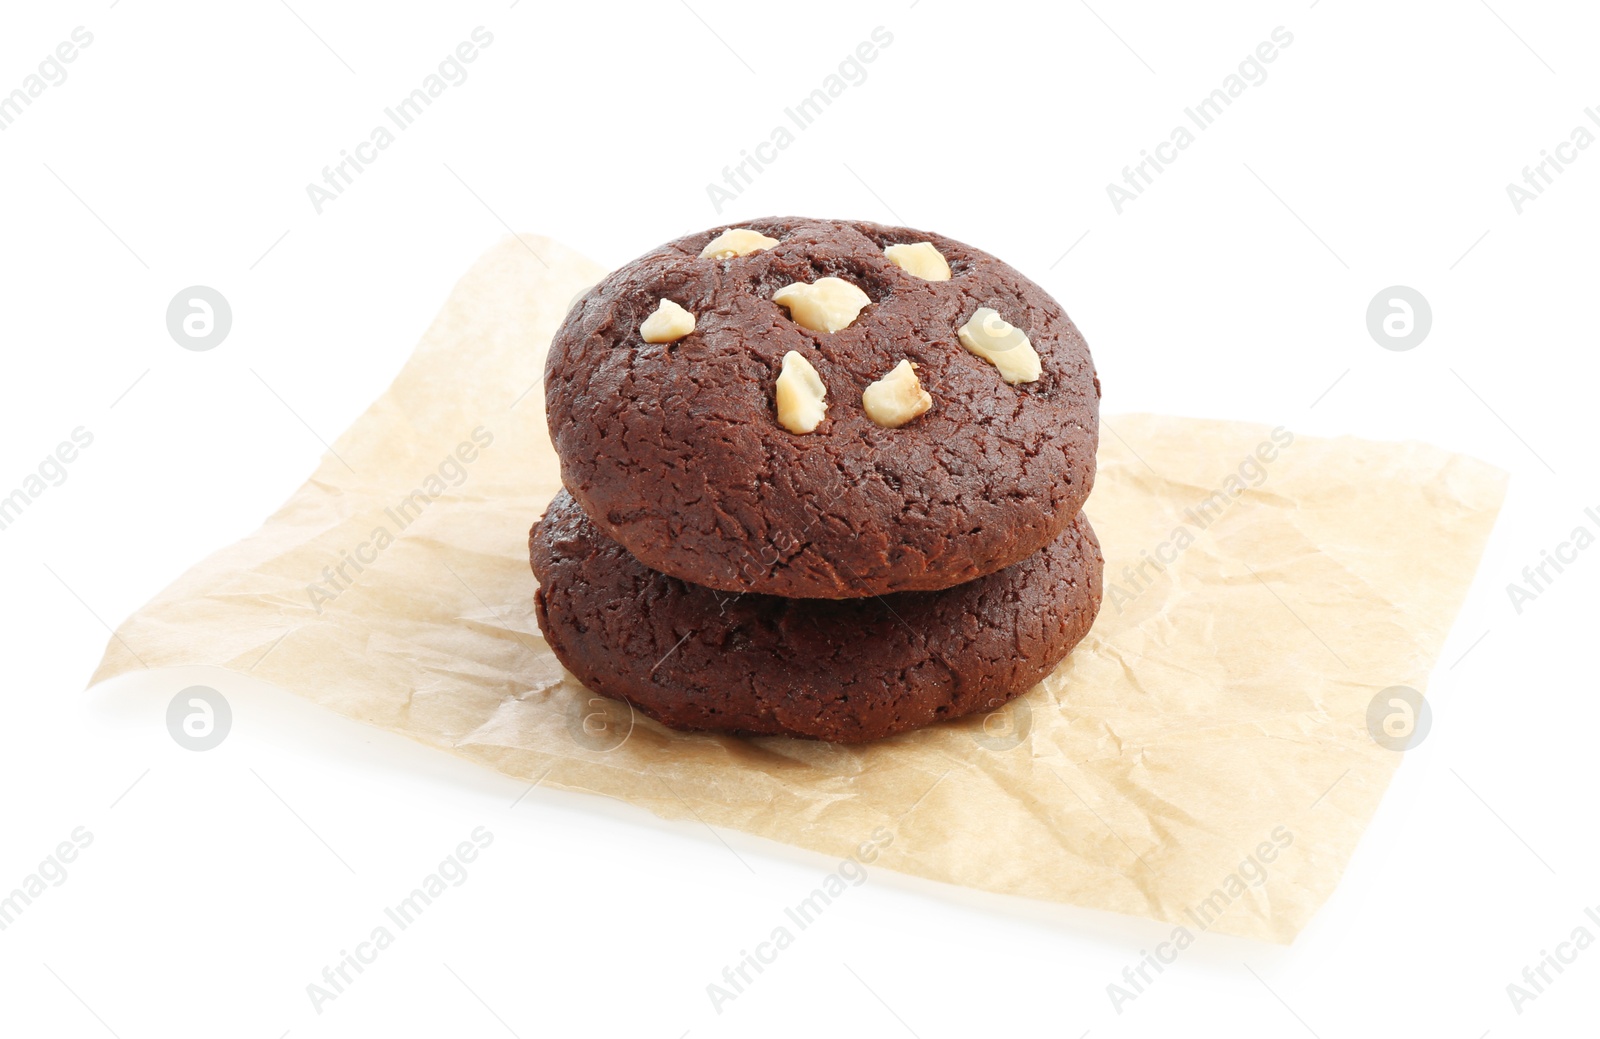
{"left": 530, "top": 490, "right": 1104, "bottom": 743}
{"left": 543, "top": 216, "right": 1100, "bottom": 599}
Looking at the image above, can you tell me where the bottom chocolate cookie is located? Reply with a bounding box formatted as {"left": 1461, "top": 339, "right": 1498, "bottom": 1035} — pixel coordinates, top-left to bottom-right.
{"left": 529, "top": 491, "right": 1103, "bottom": 743}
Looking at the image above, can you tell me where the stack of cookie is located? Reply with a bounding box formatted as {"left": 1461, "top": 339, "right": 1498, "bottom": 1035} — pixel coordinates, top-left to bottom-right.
{"left": 532, "top": 218, "right": 1102, "bottom": 743}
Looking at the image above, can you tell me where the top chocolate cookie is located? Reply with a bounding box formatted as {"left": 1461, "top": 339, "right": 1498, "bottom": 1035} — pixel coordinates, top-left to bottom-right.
{"left": 544, "top": 216, "right": 1099, "bottom": 599}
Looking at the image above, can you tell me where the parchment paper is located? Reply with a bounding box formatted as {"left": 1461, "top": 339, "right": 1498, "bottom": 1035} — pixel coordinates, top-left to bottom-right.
{"left": 90, "top": 234, "right": 1507, "bottom": 942}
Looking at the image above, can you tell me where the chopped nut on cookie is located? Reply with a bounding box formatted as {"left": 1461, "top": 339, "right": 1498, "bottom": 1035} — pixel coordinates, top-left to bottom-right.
{"left": 775, "top": 350, "right": 828, "bottom": 434}
{"left": 772, "top": 277, "right": 871, "bottom": 334}
{"left": 862, "top": 360, "right": 933, "bottom": 428}
{"left": 957, "top": 307, "right": 1042, "bottom": 384}
{"left": 884, "top": 242, "right": 951, "bottom": 281}
{"left": 639, "top": 299, "right": 696, "bottom": 343}
{"left": 699, "top": 227, "right": 779, "bottom": 259}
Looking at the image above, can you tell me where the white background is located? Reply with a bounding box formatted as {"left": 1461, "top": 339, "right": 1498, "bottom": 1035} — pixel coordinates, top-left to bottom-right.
{"left": 2, "top": 1, "right": 1596, "bottom": 1036}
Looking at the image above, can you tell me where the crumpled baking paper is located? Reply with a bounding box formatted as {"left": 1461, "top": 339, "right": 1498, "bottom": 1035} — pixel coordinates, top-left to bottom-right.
{"left": 90, "top": 234, "right": 1507, "bottom": 942}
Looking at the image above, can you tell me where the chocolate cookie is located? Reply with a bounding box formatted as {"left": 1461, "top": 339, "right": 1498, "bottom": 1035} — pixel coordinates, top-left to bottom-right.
{"left": 530, "top": 490, "right": 1103, "bottom": 743}
{"left": 544, "top": 217, "right": 1099, "bottom": 599}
